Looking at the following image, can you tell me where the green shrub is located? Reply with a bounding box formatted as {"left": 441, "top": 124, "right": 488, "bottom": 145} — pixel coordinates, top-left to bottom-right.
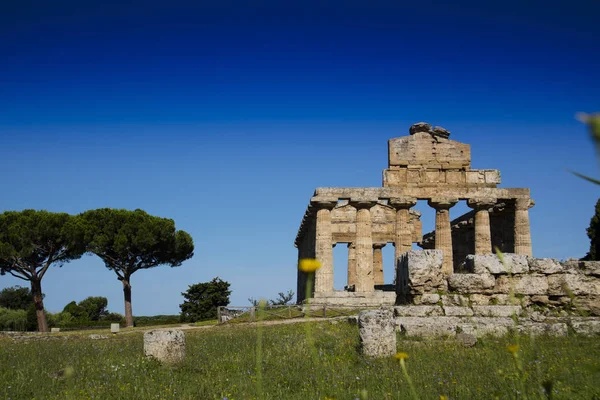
{"left": 0, "top": 307, "right": 27, "bottom": 331}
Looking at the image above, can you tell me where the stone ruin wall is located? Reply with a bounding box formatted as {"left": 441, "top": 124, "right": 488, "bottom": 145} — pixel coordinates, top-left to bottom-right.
{"left": 392, "top": 250, "right": 600, "bottom": 337}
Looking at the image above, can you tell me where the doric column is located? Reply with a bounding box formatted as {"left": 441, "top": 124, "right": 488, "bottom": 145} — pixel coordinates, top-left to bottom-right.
{"left": 390, "top": 197, "right": 417, "bottom": 283}
{"left": 372, "top": 243, "right": 386, "bottom": 285}
{"left": 347, "top": 242, "right": 356, "bottom": 289}
{"left": 428, "top": 198, "right": 458, "bottom": 275}
{"left": 350, "top": 200, "right": 377, "bottom": 292}
{"left": 313, "top": 201, "right": 337, "bottom": 293}
{"left": 467, "top": 198, "right": 496, "bottom": 255}
{"left": 514, "top": 198, "right": 534, "bottom": 256}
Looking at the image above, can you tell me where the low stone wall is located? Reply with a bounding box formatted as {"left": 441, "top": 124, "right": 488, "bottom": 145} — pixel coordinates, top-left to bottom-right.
{"left": 395, "top": 250, "right": 600, "bottom": 337}
{"left": 401, "top": 250, "right": 600, "bottom": 317}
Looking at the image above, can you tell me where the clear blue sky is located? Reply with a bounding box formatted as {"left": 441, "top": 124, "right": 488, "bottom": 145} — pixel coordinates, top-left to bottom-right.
{"left": 1, "top": 0, "right": 599, "bottom": 316}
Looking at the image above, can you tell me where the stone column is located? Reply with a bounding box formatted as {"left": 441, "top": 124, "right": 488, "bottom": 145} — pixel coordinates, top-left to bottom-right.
{"left": 428, "top": 198, "right": 458, "bottom": 275}
{"left": 350, "top": 200, "right": 376, "bottom": 292}
{"left": 390, "top": 197, "right": 417, "bottom": 283}
{"left": 347, "top": 243, "right": 356, "bottom": 289}
{"left": 514, "top": 198, "right": 534, "bottom": 257}
{"left": 372, "top": 243, "right": 386, "bottom": 285}
{"left": 313, "top": 201, "right": 337, "bottom": 293}
{"left": 467, "top": 198, "right": 496, "bottom": 255}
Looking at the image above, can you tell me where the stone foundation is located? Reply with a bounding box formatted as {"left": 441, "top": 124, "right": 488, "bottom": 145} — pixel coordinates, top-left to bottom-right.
{"left": 309, "top": 290, "right": 396, "bottom": 307}
{"left": 389, "top": 251, "right": 600, "bottom": 337}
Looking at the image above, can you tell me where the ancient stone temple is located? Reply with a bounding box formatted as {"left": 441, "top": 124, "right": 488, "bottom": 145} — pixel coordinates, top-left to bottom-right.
{"left": 294, "top": 122, "right": 534, "bottom": 305}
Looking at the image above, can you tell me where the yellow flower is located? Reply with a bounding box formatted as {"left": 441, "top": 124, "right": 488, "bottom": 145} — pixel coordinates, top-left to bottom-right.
{"left": 440, "top": 396, "right": 449, "bottom": 400}
{"left": 507, "top": 344, "right": 520, "bottom": 354}
{"left": 299, "top": 258, "right": 322, "bottom": 272}
{"left": 394, "top": 352, "right": 409, "bottom": 361}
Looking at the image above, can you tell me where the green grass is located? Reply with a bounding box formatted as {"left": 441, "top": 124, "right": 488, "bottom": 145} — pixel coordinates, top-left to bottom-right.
{"left": 0, "top": 321, "right": 599, "bottom": 399}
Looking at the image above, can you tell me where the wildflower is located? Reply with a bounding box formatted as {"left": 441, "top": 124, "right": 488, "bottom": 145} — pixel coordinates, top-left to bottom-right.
{"left": 507, "top": 344, "right": 520, "bottom": 354}
{"left": 394, "top": 352, "right": 409, "bottom": 361}
{"left": 299, "top": 258, "right": 322, "bottom": 272}
{"left": 440, "top": 396, "right": 449, "bottom": 400}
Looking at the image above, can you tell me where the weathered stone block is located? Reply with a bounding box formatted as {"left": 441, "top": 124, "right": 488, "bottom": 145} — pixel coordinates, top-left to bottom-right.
{"left": 517, "top": 322, "right": 568, "bottom": 336}
{"left": 484, "top": 170, "right": 501, "bottom": 184}
{"left": 465, "top": 171, "right": 485, "bottom": 184}
{"left": 469, "top": 294, "right": 491, "bottom": 305}
{"left": 445, "top": 171, "right": 466, "bottom": 185}
{"left": 447, "top": 273, "right": 495, "bottom": 293}
{"left": 396, "top": 317, "right": 460, "bottom": 337}
{"left": 399, "top": 250, "right": 446, "bottom": 294}
{"left": 562, "top": 260, "right": 600, "bottom": 276}
{"left": 494, "top": 275, "right": 548, "bottom": 295}
{"left": 359, "top": 309, "right": 396, "bottom": 357}
{"left": 143, "top": 329, "right": 186, "bottom": 364}
{"left": 472, "top": 305, "right": 522, "bottom": 318}
{"left": 456, "top": 332, "right": 477, "bottom": 347}
{"left": 570, "top": 319, "right": 600, "bottom": 336}
{"left": 394, "top": 305, "right": 443, "bottom": 317}
{"left": 460, "top": 317, "right": 515, "bottom": 337}
{"left": 111, "top": 323, "right": 120, "bottom": 334}
{"left": 412, "top": 293, "right": 440, "bottom": 305}
{"left": 423, "top": 170, "right": 442, "bottom": 184}
{"left": 529, "top": 258, "right": 563, "bottom": 274}
{"left": 548, "top": 274, "right": 600, "bottom": 296}
{"left": 89, "top": 334, "right": 109, "bottom": 340}
{"left": 576, "top": 296, "right": 600, "bottom": 316}
{"left": 441, "top": 294, "right": 470, "bottom": 307}
{"left": 444, "top": 306, "right": 474, "bottom": 317}
{"left": 465, "top": 254, "right": 529, "bottom": 275}
{"left": 50, "top": 328, "right": 60, "bottom": 333}
{"left": 407, "top": 170, "right": 421, "bottom": 183}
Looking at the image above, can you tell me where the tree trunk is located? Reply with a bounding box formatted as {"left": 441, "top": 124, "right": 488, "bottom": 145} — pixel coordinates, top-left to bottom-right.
{"left": 30, "top": 278, "right": 48, "bottom": 332}
{"left": 122, "top": 278, "right": 134, "bottom": 327}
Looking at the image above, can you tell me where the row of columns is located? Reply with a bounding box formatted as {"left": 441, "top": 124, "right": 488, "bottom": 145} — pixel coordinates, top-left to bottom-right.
{"left": 312, "top": 197, "right": 533, "bottom": 294}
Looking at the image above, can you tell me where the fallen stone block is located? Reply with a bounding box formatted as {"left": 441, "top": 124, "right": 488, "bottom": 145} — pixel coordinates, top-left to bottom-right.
{"left": 359, "top": 309, "right": 396, "bottom": 357}
{"left": 89, "top": 334, "right": 109, "bottom": 340}
{"left": 456, "top": 332, "right": 477, "bottom": 347}
{"left": 143, "top": 329, "right": 186, "bottom": 364}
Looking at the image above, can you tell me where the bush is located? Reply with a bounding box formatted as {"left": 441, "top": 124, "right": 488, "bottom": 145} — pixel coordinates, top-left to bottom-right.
{"left": 180, "top": 278, "right": 231, "bottom": 322}
{"left": 101, "top": 312, "right": 125, "bottom": 322}
{"left": 133, "top": 315, "right": 180, "bottom": 326}
{"left": 0, "top": 307, "right": 28, "bottom": 331}
{"left": 48, "top": 311, "right": 74, "bottom": 327}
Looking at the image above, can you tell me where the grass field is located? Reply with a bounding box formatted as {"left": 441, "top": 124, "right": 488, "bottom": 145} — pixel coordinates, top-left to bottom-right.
{"left": 1, "top": 321, "right": 599, "bottom": 399}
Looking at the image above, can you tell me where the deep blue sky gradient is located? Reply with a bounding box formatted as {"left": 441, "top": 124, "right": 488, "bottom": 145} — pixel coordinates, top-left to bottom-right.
{"left": 1, "top": 0, "right": 599, "bottom": 315}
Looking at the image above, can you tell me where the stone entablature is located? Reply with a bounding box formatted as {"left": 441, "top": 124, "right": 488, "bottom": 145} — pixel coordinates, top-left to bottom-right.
{"left": 295, "top": 123, "right": 534, "bottom": 304}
